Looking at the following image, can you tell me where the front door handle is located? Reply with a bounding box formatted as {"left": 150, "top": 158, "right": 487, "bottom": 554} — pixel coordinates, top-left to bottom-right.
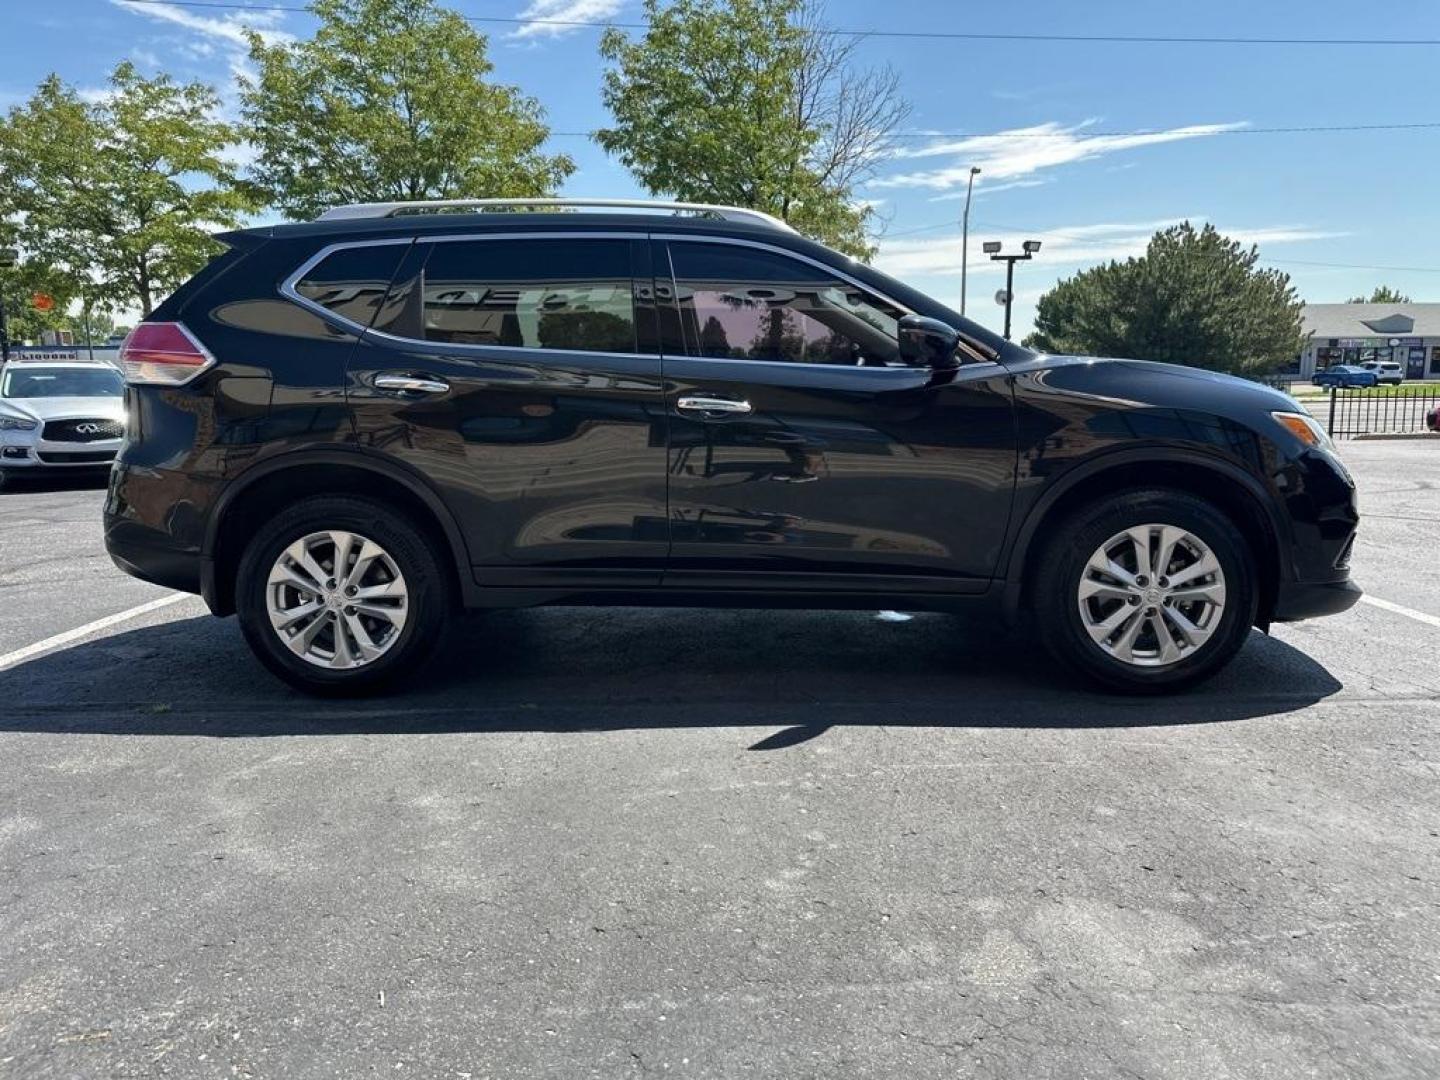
{"left": 677, "top": 394, "right": 753, "bottom": 417}
{"left": 374, "top": 373, "right": 450, "bottom": 395}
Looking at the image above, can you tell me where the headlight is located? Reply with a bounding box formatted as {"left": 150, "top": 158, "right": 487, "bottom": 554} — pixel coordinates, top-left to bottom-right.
{"left": 0, "top": 417, "right": 38, "bottom": 431}
{"left": 1271, "top": 410, "right": 1333, "bottom": 452}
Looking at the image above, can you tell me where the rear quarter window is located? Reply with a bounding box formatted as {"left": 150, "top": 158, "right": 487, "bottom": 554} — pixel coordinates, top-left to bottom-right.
{"left": 292, "top": 242, "right": 411, "bottom": 329}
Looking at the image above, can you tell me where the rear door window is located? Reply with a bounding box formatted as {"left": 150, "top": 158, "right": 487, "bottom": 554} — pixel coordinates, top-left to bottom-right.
{"left": 417, "top": 238, "right": 637, "bottom": 354}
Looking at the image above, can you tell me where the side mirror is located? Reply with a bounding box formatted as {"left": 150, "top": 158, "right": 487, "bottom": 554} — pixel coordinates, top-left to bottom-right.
{"left": 898, "top": 315, "right": 961, "bottom": 370}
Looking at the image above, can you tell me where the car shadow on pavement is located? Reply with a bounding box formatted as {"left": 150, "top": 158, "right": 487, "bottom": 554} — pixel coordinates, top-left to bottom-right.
{"left": 0, "top": 606, "right": 1345, "bottom": 744}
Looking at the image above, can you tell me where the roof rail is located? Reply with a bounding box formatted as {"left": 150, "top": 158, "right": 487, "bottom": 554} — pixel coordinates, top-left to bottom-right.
{"left": 316, "top": 197, "right": 797, "bottom": 233}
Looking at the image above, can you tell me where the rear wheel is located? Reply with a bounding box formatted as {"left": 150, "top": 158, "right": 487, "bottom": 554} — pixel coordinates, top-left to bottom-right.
{"left": 236, "top": 496, "right": 450, "bottom": 696}
{"left": 1031, "top": 489, "right": 1258, "bottom": 694}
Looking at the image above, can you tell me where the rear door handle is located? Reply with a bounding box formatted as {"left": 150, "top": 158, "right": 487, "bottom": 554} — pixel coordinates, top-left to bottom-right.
{"left": 677, "top": 395, "right": 753, "bottom": 417}
{"left": 374, "top": 374, "right": 450, "bottom": 395}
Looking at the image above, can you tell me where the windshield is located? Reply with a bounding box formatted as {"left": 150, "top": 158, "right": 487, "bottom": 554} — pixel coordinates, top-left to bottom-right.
{"left": 0, "top": 366, "right": 124, "bottom": 399}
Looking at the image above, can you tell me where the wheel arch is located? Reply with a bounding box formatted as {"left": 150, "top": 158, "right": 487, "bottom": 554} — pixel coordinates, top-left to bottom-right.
{"left": 1000, "top": 449, "right": 1288, "bottom": 627}
{"left": 202, "top": 449, "right": 477, "bottom": 616}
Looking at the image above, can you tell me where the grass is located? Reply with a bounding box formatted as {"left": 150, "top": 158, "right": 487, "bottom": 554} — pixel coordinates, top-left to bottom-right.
{"left": 1288, "top": 382, "right": 1440, "bottom": 399}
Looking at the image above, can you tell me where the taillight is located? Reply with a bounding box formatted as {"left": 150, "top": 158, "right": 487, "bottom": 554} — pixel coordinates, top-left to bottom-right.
{"left": 119, "top": 322, "right": 215, "bottom": 385}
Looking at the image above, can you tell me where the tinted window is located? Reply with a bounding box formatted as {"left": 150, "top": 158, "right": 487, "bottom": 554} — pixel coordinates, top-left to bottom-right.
{"left": 667, "top": 242, "right": 903, "bottom": 366}
{"left": 294, "top": 243, "right": 409, "bottom": 328}
{"left": 419, "top": 239, "right": 636, "bottom": 353}
{"left": 1, "top": 366, "right": 123, "bottom": 398}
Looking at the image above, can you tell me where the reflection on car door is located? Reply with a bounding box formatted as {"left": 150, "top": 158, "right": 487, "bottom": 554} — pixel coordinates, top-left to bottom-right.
{"left": 655, "top": 237, "right": 1016, "bottom": 594}
{"left": 345, "top": 232, "right": 670, "bottom": 589}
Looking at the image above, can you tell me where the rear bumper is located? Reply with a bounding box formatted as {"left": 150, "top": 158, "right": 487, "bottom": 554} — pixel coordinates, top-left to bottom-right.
{"left": 105, "top": 518, "right": 205, "bottom": 595}
{"left": 1272, "top": 577, "right": 1362, "bottom": 622}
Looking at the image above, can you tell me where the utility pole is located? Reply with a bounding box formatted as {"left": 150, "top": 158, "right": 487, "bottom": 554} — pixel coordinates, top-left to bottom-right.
{"left": 983, "top": 239, "right": 1043, "bottom": 341}
{"left": 959, "top": 166, "right": 980, "bottom": 317}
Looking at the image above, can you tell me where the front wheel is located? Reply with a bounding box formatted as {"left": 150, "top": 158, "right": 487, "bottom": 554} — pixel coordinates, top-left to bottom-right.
{"left": 235, "top": 495, "right": 451, "bottom": 696}
{"left": 1031, "top": 489, "right": 1258, "bottom": 694}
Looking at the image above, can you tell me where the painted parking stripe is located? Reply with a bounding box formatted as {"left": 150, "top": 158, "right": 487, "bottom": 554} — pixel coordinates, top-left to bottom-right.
{"left": 0, "top": 592, "right": 192, "bottom": 672}
{"left": 1359, "top": 594, "right": 1440, "bottom": 630}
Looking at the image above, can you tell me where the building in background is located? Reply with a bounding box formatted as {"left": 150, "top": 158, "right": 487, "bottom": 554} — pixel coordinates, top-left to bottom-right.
{"left": 1299, "top": 303, "right": 1440, "bottom": 380}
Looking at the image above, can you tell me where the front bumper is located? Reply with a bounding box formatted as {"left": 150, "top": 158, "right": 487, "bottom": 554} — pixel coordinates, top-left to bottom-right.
{"left": 1, "top": 436, "right": 121, "bottom": 468}
{"left": 1272, "top": 577, "right": 1362, "bottom": 621}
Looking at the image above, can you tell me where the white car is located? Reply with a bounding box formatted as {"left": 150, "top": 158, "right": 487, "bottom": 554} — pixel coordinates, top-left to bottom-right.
{"left": 0, "top": 361, "right": 126, "bottom": 485}
{"left": 1360, "top": 360, "right": 1404, "bottom": 386}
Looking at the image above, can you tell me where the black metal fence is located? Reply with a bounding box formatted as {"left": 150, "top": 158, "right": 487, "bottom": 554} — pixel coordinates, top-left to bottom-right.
{"left": 1322, "top": 386, "right": 1440, "bottom": 439}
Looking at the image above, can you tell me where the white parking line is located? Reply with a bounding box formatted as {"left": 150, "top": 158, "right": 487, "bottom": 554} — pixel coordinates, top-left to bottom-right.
{"left": 1359, "top": 594, "right": 1440, "bottom": 630}
{"left": 0, "top": 592, "right": 193, "bottom": 672}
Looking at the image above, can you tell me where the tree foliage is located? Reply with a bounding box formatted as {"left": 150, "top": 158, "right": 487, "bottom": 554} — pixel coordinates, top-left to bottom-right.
{"left": 0, "top": 62, "right": 250, "bottom": 316}
{"left": 1346, "top": 285, "right": 1411, "bottom": 304}
{"left": 596, "top": 0, "right": 909, "bottom": 259}
{"left": 242, "top": 0, "right": 574, "bottom": 220}
{"left": 1024, "top": 222, "right": 1306, "bottom": 375}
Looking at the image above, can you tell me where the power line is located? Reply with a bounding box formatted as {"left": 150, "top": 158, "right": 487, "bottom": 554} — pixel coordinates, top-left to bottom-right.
{"left": 113, "top": 0, "right": 1440, "bottom": 45}
{"left": 1262, "top": 258, "right": 1440, "bottom": 275}
{"left": 547, "top": 122, "right": 1440, "bottom": 140}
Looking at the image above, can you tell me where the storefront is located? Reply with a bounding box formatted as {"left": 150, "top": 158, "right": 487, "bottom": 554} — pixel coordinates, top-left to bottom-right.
{"left": 1298, "top": 304, "right": 1440, "bottom": 380}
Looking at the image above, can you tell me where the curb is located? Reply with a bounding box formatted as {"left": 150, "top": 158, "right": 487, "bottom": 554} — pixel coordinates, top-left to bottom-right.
{"left": 1351, "top": 432, "right": 1440, "bottom": 442}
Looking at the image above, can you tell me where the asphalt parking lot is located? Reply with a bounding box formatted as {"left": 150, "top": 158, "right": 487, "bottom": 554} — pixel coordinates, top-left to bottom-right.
{"left": 2, "top": 442, "right": 1439, "bottom": 1079}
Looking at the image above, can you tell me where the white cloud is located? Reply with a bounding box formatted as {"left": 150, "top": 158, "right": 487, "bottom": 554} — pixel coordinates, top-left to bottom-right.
{"left": 928, "top": 178, "right": 1049, "bottom": 202}
{"left": 511, "top": 0, "right": 625, "bottom": 38}
{"left": 876, "top": 219, "right": 1344, "bottom": 279}
{"left": 875, "top": 120, "right": 1248, "bottom": 190}
{"left": 108, "top": 0, "right": 292, "bottom": 49}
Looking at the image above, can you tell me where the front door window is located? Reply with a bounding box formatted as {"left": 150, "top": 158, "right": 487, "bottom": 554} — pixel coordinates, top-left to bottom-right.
{"left": 666, "top": 242, "right": 904, "bottom": 367}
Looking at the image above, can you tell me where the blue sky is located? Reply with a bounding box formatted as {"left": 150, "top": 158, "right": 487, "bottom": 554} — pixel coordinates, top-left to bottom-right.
{"left": 5, "top": 0, "right": 1439, "bottom": 337}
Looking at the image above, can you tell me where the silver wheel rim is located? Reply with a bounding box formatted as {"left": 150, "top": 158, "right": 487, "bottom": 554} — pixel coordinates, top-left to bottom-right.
{"left": 266, "top": 530, "right": 409, "bottom": 670}
{"left": 1077, "top": 523, "right": 1227, "bottom": 669}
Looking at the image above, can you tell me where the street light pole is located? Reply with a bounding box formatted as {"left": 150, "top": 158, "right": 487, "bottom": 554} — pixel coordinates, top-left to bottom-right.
{"left": 959, "top": 166, "right": 980, "bottom": 317}
{"left": 983, "top": 239, "right": 1043, "bottom": 341}
{"left": 1003, "top": 257, "right": 1016, "bottom": 340}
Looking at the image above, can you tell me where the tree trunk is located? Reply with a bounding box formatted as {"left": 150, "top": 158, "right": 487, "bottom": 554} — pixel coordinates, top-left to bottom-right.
{"left": 137, "top": 259, "right": 153, "bottom": 318}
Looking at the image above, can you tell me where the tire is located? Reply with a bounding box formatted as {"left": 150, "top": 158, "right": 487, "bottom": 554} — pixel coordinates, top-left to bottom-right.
{"left": 1030, "top": 489, "right": 1258, "bottom": 694}
{"left": 235, "top": 495, "right": 451, "bottom": 696}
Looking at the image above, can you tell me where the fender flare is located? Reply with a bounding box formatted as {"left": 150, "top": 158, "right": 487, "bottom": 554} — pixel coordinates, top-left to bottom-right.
{"left": 998, "top": 445, "right": 1289, "bottom": 619}
{"left": 202, "top": 446, "right": 478, "bottom": 609}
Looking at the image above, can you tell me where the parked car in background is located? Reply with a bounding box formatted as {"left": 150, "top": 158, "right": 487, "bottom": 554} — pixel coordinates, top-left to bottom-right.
{"left": 1313, "top": 365, "right": 1379, "bottom": 389}
{"left": 1359, "top": 360, "right": 1404, "bottom": 386}
{"left": 0, "top": 360, "right": 125, "bottom": 486}
{"left": 104, "top": 197, "right": 1361, "bottom": 697}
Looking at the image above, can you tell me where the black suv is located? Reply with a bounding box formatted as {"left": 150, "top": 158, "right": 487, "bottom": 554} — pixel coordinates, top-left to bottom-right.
{"left": 104, "top": 198, "right": 1360, "bottom": 695}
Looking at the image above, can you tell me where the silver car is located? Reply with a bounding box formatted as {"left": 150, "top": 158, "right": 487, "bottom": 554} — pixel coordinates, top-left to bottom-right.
{"left": 0, "top": 361, "right": 126, "bottom": 485}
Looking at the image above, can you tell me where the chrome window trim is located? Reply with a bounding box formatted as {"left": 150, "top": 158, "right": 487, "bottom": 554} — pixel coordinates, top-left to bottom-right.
{"left": 652, "top": 232, "right": 914, "bottom": 319}
{"left": 278, "top": 232, "right": 648, "bottom": 346}
{"left": 280, "top": 237, "right": 416, "bottom": 334}
{"left": 277, "top": 229, "right": 997, "bottom": 370}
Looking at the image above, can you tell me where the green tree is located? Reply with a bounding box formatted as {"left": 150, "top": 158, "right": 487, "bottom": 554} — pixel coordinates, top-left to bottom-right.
{"left": 0, "top": 261, "right": 78, "bottom": 345}
{"left": 1024, "top": 222, "right": 1305, "bottom": 376}
{"left": 1346, "top": 285, "right": 1411, "bottom": 304}
{"left": 596, "top": 0, "right": 909, "bottom": 259}
{"left": 242, "top": 0, "right": 574, "bottom": 221}
{"left": 0, "top": 62, "right": 251, "bottom": 317}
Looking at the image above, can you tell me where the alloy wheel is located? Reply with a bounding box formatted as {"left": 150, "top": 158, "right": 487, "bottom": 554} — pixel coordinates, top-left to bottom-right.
{"left": 266, "top": 530, "right": 409, "bottom": 669}
{"left": 1076, "top": 523, "right": 1227, "bottom": 668}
